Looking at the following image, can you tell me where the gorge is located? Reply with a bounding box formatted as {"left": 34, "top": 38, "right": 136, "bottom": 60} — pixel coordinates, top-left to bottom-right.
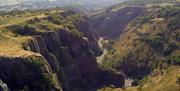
{"left": 0, "top": 0, "right": 180, "bottom": 91}
{"left": 0, "top": 10, "right": 125, "bottom": 91}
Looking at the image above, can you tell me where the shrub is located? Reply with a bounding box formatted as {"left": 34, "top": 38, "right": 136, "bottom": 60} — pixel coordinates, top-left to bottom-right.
{"left": 48, "top": 13, "right": 63, "bottom": 25}
{"left": 9, "top": 24, "right": 38, "bottom": 35}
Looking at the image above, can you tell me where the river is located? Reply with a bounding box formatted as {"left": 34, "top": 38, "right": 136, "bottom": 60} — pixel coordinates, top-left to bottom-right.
{"left": 96, "top": 37, "right": 134, "bottom": 87}
{"left": 96, "top": 37, "right": 108, "bottom": 64}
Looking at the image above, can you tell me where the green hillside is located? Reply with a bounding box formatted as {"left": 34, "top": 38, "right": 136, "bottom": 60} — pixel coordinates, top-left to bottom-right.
{"left": 0, "top": 9, "right": 84, "bottom": 56}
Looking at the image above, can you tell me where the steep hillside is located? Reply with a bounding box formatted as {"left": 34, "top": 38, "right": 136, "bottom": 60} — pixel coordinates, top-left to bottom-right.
{"left": 89, "top": 0, "right": 180, "bottom": 39}
{"left": 90, "top": 6, "right": 146, "bottom": 39}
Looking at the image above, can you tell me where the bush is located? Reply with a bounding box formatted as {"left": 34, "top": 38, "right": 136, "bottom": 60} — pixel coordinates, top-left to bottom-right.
{"left": 48, "top": 13, "right": 63, "bottom": 25}
{"left": 9, "top": 24, "right": 38, "bottom": 35}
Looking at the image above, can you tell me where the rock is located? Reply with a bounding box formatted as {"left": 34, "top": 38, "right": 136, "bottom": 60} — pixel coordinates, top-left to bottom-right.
{"left": 25, "top": 38, "right": 40, "bottom": 53}
{"left": 60, "top": 47, "right": 84, "bottom": 88}
{"left": 0, "top": 79, "right": 8, "bottom": 91}
{"left": 24, "top": 33, "right": 71, "bottom": 91}
{"left": 26, "top": 29, "right": 101, "bottom": 89}
{"left": 98, "top": 70, "right": 125, "bottom": 87}
{"left": 0, "top": 55, "right": 61, "bottom": 91}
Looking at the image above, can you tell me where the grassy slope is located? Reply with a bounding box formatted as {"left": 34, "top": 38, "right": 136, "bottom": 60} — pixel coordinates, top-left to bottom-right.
{"left": 0, "top": 9, "right": 83, "bottom": 57}
{"left": 0, "top": 31, "right": 33, "bottom": 56}
{"left": 0, "top": 11, "right": 47, "bottom": 28}
{"left": 0, "top": 11, "right": 47, "bottom": 56}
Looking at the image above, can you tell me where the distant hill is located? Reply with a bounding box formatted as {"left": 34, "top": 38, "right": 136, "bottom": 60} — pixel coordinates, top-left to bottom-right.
{"left": 0, "top": 0, "right": 125, "bottom": 11}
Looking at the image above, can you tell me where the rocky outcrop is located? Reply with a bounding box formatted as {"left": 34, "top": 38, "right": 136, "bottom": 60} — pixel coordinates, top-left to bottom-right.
{"left": 0, "top": 54, "right": 61, "bottom": 91}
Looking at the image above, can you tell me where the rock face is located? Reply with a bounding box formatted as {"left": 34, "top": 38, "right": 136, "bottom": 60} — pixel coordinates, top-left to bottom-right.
{"left": 0, "top": 79, "right": 8, "bottom": 91}
{"left": 24, "top": 28, "right": 100, "bottom": 90}
{"left": 0, "top": 55, "right": 61, "bottom": 91}
{"left": 23, "top": 28, "right": 125, "bottom": 90}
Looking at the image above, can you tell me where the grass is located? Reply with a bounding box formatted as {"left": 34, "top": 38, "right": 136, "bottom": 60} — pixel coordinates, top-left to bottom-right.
{"left": 0, "top": 31, "right": 35, "bottom": 57}
{"left": 111, "top": 6, "right": 126, "bottom": 12}
{"left": 0, "top": 8, "right": 84, "bottom": 57}
{"left": 0, "top": 12, "right": 47, "bottom": 28}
